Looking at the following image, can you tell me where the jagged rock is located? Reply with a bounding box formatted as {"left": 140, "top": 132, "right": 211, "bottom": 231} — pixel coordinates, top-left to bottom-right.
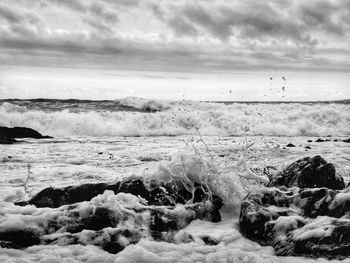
{"left": 268, "top": 155, "right": 345, "bottom": 190}
{"left": 315, "top": 138, "right": 325, "bottom": 142}
{"left": 15, "top": 178, "right": 223, "bottom": 222}
{"left": 8, "top": 176, "right": 223, "bottom": 253}
{"left": 240, "top": 186, "right": 350, "bottom": 259}
{"left": 0, "top": 126, "right": 52, "bottom": 140}
{"left": 240, "top": 155, "right": 349, "bottom": 259}
{"left": 201, "top": 236, "right": 219, "bottom": 246}
{"left": 0, "top": 137, "right": 17, "bottom": 144}
{"left": 1, "top": 191, "right": 217, "bottom": 253}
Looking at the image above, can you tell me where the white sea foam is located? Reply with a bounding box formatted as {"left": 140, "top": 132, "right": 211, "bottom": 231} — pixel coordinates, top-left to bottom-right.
{"left": 119, "top": 96, "right": 171, "bottom": 111}
{"left": 1, "top": 100, "right": 349, "bottom": 137}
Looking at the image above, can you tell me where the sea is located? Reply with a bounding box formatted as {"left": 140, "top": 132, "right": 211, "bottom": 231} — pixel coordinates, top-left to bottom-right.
{"left": 0, "top": 97, "right": 349, "bottom": 263}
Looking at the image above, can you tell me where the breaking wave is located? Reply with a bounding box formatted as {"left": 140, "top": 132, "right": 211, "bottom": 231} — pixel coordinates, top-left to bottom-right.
{"left": 0, "top": 99, "right": 349, "bottom": 137}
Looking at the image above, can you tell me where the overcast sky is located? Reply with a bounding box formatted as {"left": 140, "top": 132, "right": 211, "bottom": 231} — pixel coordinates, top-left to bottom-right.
{"left": 0, "top": 0, "right": 349, "bottom": 100}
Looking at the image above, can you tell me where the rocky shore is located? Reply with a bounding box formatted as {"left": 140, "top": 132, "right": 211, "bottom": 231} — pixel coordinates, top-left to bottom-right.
{"left": 240, "top": 155, "right": 350, "bottom": 259}
{"left": 0, "top": 126, "right": 52, "bottom": 144}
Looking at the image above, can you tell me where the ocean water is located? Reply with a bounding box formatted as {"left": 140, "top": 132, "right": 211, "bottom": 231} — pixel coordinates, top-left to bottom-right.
{"left": 0, "top": 98, "right": 350, "bottom": 263}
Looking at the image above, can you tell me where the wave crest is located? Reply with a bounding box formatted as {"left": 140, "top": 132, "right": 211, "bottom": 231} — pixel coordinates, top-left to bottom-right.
{"left": 0, "top": 101, "right": 349, "bottom": 137}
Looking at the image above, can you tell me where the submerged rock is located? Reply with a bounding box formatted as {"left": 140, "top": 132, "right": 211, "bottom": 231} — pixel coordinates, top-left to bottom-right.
{"left": 240, "top": 155, "right": 349, "bottom": 259}
{"left": 0, "top": 126, "right": 52, "bottom": 144}
{"left": 315, "top": 138, "right": 325, "bottom": 142}
{"left": 1, "top": 191, "right": 218, "bottom": 253}
{"left": 286, "top": 143, "right": 296, "bottom": 147}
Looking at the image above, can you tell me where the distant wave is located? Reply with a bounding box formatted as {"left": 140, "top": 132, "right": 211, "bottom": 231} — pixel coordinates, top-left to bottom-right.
{"left": 0, "top": 98, "right": 349, "bottom": 137}
{"left": 0, "top": 97, "right": 170, "bottom": 113}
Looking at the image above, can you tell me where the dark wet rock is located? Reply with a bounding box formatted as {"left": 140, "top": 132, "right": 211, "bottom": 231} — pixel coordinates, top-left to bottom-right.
{"left": 9, "top": 177, "right": 223, "bottom": 253}
{"left": 268, "top": 155, "right": 345, "bottom": 190}
{"left": 201, "top": 236, "right": 219, "bottom": 246}
{"left": 343, "top": 138, "right": 350, "bottom": 143}
{"left": 315, "top": 138, "right": 325, "bottom": 142}
{"left": 286, "top": 143, "right": 296, "bottom": 147}
{"left": 239, "top": 186, "right": 350, "bottom": 259}
{"left": 15, "top": 178, "right": 223, "bottom": 222}
{"left": 0, "top": 137, "right": 17, "bottom": 144}
{"left": 0, "top": 126, "right": 52, "bottom": 140}
{"left": 2, "top": 191, "right": 215, "bottom": 253}
{"left": 240, "top": 155, "right": 349, "bottom": 259}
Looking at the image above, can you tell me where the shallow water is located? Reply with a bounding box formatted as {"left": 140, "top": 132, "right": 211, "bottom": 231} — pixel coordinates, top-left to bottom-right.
{"left": 1, "top": 135, "right": 349, "bottom": 263}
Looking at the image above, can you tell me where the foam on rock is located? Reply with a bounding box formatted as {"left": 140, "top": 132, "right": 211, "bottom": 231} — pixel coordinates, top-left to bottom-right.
{"left": 1, "top": 190, "right": 220, "bottom": 253}
{"left": 240, "top": 155, "right": 350, "bottom": 259}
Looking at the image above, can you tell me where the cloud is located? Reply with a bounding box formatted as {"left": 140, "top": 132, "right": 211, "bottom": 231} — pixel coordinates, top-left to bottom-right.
{"left": 89, "top": 3, "right": 118, "bottom": 24}
{"left": 49, "top": 0, "right": 87, "bottom": 12}
{"left": 155, "top": 0, "right": 350, "bottom": 46}
{"left": 0, "top": 0, "right": 349, "bottom": 72}
{"left": 157, "top": 2, "right": 315, "bottom": 45}
{"left": 0, "top": 3, "right": 24, "bottom": 23}
{"left": 167, "top": 16, "right": 198, "bottom": 37}
{"left": 297, "top": 0, "right": 350, "bottom": 36}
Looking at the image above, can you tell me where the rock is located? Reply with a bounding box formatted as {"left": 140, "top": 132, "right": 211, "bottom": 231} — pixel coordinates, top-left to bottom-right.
{"left": 315, "top": 138, "right": 325, "bottom": 142}
{"left": 343, "top": 138, "right": 350, "bottom": 143}
{"left": 268, "top": 155, "right": 345, "bottom": 190}
{"left": 305, "top": 146, "right": 311, "bottom": 149}
{"left": 0, "top": 126, "right": 52, "bottom": 141}
{"left": 0, "top": 137, "right": 17, "bottom": 144}
{"left": 240, "top": 155, "right": 349, "bottom": 259}
{"left": 201, "top": 236, "right": 219, "bottom": 246}
{"left": 286, "top": 143, "right": 296, "bottom": 147}
{"left": 239, "top": 186, "right": 350, "bottom": 259}
{"left": 307, "top": 140, "right": 313, "bottom": 142}
{"left": 15, "top": 178, "right": 223, "bottom": 222}
{"left": 1, "top": 191, "right": 217, "bottom": 253}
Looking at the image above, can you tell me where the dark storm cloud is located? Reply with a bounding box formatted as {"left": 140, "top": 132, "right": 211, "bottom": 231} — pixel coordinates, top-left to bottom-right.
{"left": 0, "top": 3, "right": 24, "bottom": 23}
{"left": 89, "top": 3, "right": 118, "bottom": 24}
{"left": 0, "top": 0, "right": 349, "bottom": 72}
{"left": 158, "top": 0, "right": 350, "bottom": 46}
{"left": 167, "top": 16, "right": 199, "bottom": 37}
{"left": 0, "top": 3, "right": 41, "bottom": 26}
{"left": 101, "top": 0, "right": 141, "bottom": 8}
{"left": 160, "top": 2, "right": 312, "bottom": 45}
{"left": 45, "top": 0, "right": 119, "bottom": 32}
{"left": 49, "top": 0, "right": 86, "bottom": 12}
{"left": 297, "top": 0, "right": 350, "bottom": 36}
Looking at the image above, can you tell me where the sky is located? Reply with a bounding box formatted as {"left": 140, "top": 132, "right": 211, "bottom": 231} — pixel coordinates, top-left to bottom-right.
{"left": 0, "top": 0, "right": 349, "bottom": 101}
